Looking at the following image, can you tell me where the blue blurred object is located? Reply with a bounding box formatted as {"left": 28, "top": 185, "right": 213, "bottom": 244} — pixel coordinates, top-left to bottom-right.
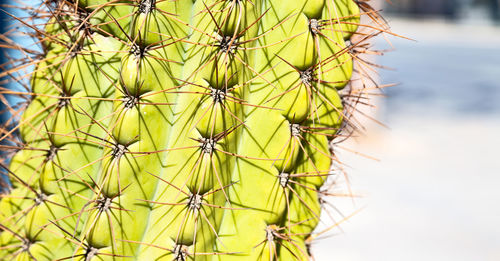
{"left": 479, "top": 0, "right": 500, "bottom": 20}
{"left": 0, "top": 0, "right": 7, "bottom": 124}
{"left": 385, "top": 0, "right": 500, "bottom": 20}
{"left": 0, "top": 0, "right": 10, "bottom": 192}
{"left": 381, "top": 42, "right": 500, "bottom": 119}
{"left": 385, "top": 0, "right": 460, "bottom": 18}
{"left": 375, "top": 17, "right": 500, "bottom": 122}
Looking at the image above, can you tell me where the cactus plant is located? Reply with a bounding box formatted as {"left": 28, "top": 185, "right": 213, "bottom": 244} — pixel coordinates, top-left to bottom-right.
{"left": 0, "top": 0, "right": 389, "bottom": 260}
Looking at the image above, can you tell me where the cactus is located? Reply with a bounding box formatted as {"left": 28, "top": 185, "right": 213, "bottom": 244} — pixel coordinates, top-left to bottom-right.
{"left": 0, "top": 0, "right": 389, "bottom": 260}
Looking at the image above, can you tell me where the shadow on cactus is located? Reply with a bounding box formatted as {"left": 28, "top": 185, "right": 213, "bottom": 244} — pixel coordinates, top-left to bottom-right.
{"left": 0, "top": 0, "right": 402, "bottom": 260}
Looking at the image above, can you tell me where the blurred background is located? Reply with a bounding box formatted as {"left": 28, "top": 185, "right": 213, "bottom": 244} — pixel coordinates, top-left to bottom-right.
{"left": 314, "top": 0, "right": 500, "bottom": 260}
{"left": 0, "top": 0, "right": 499, "bottom": 260}
{"left": 0, "top": 0, "right": 10, "bottom": 190}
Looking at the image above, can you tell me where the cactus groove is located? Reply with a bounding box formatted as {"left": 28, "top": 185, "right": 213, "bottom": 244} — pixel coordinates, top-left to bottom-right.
{"left": 0, "top": 0, "right": 390, "bottom": 260}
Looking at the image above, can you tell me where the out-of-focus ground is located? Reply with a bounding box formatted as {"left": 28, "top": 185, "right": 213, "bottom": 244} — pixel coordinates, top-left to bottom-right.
{"left": 314, "top": 11, "right": 500, "bottom": 261}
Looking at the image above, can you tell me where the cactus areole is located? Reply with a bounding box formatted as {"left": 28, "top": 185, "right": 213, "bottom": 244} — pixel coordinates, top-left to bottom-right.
{"left": 0, "top": 0, "right": 387, "bottom": 260}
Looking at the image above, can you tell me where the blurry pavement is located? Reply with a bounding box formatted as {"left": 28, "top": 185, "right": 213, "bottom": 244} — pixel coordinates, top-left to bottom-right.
{"left": 314, "top": 17, "right": 500, "bottom": 261}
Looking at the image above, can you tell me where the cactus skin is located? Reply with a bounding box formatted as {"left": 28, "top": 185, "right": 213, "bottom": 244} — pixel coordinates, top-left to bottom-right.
{"left": 0, "top": 0, "right": 382, "bottom": 260}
